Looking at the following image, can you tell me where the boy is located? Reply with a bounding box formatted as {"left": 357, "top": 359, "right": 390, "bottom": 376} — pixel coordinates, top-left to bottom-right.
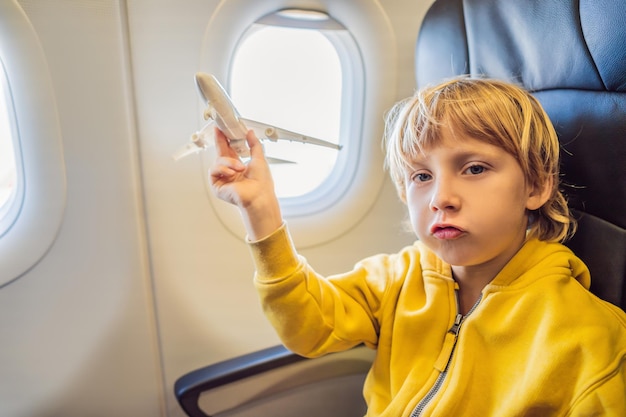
{"left": 209, "top": 77, "right": 626, "bottom": 416}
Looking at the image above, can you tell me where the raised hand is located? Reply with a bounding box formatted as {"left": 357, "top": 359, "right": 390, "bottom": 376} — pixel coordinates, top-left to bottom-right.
{"left": 209, "top": 128, "right": 283, "bottom": 240}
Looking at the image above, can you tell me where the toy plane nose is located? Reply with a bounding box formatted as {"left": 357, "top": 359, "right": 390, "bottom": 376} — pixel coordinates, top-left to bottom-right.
{"left": 194, "top": 72, "right": 210, "bottom": 101}
{"left": 195, "top": 72, "right": 222, "bottom": 102}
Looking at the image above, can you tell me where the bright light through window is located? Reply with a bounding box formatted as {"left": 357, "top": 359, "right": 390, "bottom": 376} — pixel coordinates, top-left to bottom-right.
{"left": 0, "top": 63, "right": 17, "bottom": 212}
{"left": 230, "top": 18, "right": 343, "bottom": 198}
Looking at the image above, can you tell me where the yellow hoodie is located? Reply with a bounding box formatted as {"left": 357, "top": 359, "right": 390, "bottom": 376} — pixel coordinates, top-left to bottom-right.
{"left": 251, "top": 224, "right": 626, "bottom": 416}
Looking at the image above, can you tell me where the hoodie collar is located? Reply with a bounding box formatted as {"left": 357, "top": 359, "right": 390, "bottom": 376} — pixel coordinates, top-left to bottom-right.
{"left": 415, "top": 238, "right": 591, "bottom": 290}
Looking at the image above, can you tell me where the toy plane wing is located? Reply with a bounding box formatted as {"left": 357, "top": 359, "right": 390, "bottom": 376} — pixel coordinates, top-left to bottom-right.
{"left": 172, "top": 72, "right": 341, "bottom": 162}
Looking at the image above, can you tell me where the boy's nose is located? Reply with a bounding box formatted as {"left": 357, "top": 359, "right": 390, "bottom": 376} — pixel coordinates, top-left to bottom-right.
{"left": 429, "top": 179, "right": 460, "bottom": 212}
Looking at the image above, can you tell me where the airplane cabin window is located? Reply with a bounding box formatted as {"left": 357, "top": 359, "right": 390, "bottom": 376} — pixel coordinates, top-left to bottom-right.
{"left": 229, "top": 9, "right": 363, "bottom": 204}
{"left": 0, "top": 62, "right": 19, "bottom": 224}
{"left": 200, "top": 1, "right": 397, "bottom": 247}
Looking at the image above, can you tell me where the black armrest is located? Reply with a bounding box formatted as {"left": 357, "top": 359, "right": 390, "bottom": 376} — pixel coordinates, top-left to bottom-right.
{"left": 175, "top": 344, "right": 375, "bottom": 417}
{"left": 175, "top": 345, "right": 307, "bottom": 417}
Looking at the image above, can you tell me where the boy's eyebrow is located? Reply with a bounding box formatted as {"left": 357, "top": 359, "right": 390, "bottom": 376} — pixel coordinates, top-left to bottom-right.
{"left": 409, "top": 145, "right": 501, "bottom": 167}
{"left": 449, "top": 149, "right": 499, "bottom": 163}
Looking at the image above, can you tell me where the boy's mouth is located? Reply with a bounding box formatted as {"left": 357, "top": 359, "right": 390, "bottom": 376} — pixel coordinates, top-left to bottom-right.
{"left": 431, "top": 224, "right": 465, "bottom": 240}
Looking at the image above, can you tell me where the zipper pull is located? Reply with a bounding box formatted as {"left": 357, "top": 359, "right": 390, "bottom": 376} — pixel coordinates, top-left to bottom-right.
{"left": 448, "top": 313, "right": 463, "bottom": 336}
{"left": 433, "top": 313, "right": 463, "bottom": 372}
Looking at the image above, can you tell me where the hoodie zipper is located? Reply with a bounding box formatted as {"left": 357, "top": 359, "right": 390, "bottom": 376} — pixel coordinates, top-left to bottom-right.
{"left": 409, "top": 292, "right": 481, "bottom": 417}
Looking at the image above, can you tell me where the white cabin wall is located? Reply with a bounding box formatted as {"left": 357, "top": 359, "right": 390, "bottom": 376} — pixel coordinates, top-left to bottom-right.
{"left": 1, "top": 1, "right": 163, "bottom": 416}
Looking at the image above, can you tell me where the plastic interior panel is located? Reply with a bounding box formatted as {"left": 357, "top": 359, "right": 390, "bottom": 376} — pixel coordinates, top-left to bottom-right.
{"left": 176, "top": 344, "right": 375, "bottom": 417}
{"left": 209, "top": 374, "right": 367, "bottom": 417}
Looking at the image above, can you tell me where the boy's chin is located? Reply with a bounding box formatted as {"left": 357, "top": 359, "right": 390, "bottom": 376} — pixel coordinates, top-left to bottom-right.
{"left": 429, "top": 241, "right": 477, "bottom": 267}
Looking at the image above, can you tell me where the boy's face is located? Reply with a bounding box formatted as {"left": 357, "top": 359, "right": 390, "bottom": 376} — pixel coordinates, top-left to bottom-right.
{"left": 404, "top": 127, "right": 545, "bottom": 275}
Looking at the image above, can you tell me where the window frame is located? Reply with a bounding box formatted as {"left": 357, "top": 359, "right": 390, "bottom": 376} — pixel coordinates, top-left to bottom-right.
{"left": 199, "top": 0, "right": 397, "bottom": 247}
{"left": 0, "top": 1, "right": 66, "bottom": 287}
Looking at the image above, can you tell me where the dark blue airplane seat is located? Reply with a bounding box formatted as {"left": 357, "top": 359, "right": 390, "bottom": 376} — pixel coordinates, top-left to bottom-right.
{"left": 416, "top": 0, "right": 626, "bottom": 310}
{"left": 175, "top": 1, "right": 626, "bottom": 415}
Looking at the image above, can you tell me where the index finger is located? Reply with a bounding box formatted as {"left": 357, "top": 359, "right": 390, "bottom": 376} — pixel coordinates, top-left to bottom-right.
{"left": 213, "top": 127, "right": 237, "bottom": 158}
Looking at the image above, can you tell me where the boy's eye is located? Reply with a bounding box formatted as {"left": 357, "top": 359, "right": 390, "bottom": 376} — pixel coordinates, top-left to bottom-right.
{"left": 412, "top": 172, "right": 432, "bottom": 182}
{"left": 465, "top": 164, "right": 486, "bottom": 175}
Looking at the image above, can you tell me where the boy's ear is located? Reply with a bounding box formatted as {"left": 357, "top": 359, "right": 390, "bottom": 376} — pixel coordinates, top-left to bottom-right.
{"left": 526, "top": 176, "right": 553, "bottom": 211}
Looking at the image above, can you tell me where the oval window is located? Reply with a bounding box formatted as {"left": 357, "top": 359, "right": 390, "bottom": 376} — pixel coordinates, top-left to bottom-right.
{"left": 228, "top": 9, "right": 364, "bottom": 213}
{"left": 0, "top": 59, "right": 22, "bottom": 239}
{"left": 0, "top": 62, "right": 18, "bottom": 220}
{"left": 230, "top": 18, "right": 342, "bottom": 198}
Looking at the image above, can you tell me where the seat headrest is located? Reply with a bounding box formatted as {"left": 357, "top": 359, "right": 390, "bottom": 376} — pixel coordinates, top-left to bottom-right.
{"left": 416, "top": 0, "right": 626, "bottom": 91}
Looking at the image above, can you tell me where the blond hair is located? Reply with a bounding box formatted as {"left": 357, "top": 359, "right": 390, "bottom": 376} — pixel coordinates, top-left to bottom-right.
{"left": 384, "top": 76, "right": 575, "bottom": 242}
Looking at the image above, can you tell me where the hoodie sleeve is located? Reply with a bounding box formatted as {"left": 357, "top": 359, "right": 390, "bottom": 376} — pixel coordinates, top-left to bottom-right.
{"left": 248, "top": 224, "right": 391, "bottom": 357}
{"left": 566, "top": 358, "right": 626, "bottom": 416}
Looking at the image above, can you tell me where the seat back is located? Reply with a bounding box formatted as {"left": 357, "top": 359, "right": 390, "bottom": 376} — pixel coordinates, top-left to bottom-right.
{"left": 415, "top": 0, "right": 626, "bottom": 309}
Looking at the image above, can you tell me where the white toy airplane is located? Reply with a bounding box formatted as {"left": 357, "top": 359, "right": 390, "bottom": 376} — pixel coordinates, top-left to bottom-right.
{"left": 172, "top": 72, "right": 342, "bottom": 162}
